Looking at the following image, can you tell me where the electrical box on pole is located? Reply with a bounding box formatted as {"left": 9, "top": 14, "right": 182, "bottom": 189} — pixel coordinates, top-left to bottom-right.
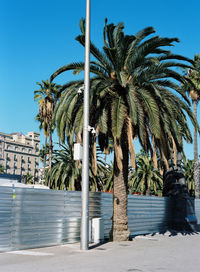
{"left": 74, "top": 143, "right": 83, "bottom": 160}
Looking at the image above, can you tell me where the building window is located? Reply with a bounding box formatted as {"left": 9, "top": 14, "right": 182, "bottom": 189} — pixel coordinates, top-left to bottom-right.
{"left": 7, "top": 145, "right": 10, "bottom": 150}
{"left": 28, "top": 149, "right": 32, "bottom": 154}
{"left": 15, "top": 146, "right": 18, "bottom": 151}
{"left": 14, "top": 154, "right": 17, "bottom": 161}
{"left": 6, "top": 155, "right": 10, "bottom": 161}
{"left": 21, "top": 156, "right": 25, "bottom": 164}
{"left": 35, "top": 144, "right": 39, "bottom": 152}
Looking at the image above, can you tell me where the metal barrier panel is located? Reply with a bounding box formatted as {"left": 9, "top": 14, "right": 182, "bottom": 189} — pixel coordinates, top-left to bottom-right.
{"left": 195, "top": 199, "right": 200, "bottom": 224}
{"left": 63, "top": 191, "right": 81, "bottom": 243}
{"left": 12, "top": 187, "right": 66, "bottom": 250}
{"left": 62, "top": 191, "right": 102, "bottom": 243}
{"left": 101, "top": 192, "right": 113, "bottom": 239}
{"left": 128, "top": 195, "right": 172, "bottom": 236}
{"left": 98, "top": 194, "right": 172, "bottom": 239}
{"left": 0, "top": 187, "right": 13, "bottom": 252}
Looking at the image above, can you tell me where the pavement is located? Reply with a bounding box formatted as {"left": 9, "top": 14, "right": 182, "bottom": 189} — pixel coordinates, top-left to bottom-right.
{"left": 0, "top": 232, "right": 200, "bottom": 272}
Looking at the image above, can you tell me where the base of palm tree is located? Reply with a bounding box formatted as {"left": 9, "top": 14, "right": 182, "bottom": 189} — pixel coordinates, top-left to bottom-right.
{"left": 112, "top": 218, "right": 130, "bottom": 241}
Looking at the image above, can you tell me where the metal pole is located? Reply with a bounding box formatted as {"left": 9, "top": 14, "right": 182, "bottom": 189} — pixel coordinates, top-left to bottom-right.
{"left": 81, "top": 0, "right": 90, "bottom": 250}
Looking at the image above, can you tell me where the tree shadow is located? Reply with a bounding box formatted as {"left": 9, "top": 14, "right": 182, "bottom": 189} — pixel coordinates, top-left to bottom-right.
{"left": 155, "top": 227, "right": 200, "bottom": 237}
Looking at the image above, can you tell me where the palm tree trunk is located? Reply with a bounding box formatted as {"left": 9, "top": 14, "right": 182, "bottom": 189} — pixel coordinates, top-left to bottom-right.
{"left": 152, "top": 136, "right": 158, "bottom": 170}
{"left": 112, "top": 129, "right": 130, "bottom": 241}
{"left": 48, "top": 124, "right": 53, "bottom": 171}
{"left": 193, "top": 100, "right": 200, "bottom": 198}
{"left": 171, "top": 135, "right": 177, "bottom": 166}
{"left": 44, "top": 135, "right": 48, "bottom": 169}
{"left": 145, "top": 187, "right": 150, "bottom": 196}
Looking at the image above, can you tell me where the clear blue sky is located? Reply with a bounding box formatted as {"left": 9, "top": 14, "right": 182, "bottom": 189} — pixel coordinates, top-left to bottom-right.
{"left": 0, "top": 0, "right": 200, "bottom": 159}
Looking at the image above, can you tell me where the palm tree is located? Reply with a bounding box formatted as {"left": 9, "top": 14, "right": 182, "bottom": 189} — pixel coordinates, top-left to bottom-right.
{"left": 0, "top": 164, "right": 4, "bottom": 174}
{"left": 184, "top": 54, "right": 200, "bottom": 198}
{"left": 46, "top": 143, "right": 107, "bottom": 191}
{"left": 35, "top": 114, "right": 49, "bottom": 167}
{"left": 183, "top": 159, "right": 195, "bottom": 197}
{"left": 25, "top": 172, "right": 34, "bottom": 184}
{"left": 46, "top": 143, "right": 81, "bottom": 190}
{"left": 102, "top": 163, "right": 114, "bottom": 192}
{"left": 129, "top": 152, "right": 163, "bottom": 196}
{"left": 50, "top": 19, "right": 197, "bottom": 241}
{"left": 39, "top": 143, "right": 49, "bottom": 167}
{"left": 34, "top": 80, "right": 61, "bottom": 170}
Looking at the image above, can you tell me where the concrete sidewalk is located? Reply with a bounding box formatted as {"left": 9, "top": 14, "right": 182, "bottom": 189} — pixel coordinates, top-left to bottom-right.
{"left": 1, "top": 232, "right": 200, "bottom": 272}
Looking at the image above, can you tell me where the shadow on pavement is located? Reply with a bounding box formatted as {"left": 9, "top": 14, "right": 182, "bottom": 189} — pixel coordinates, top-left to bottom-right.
{"left": 151, "top": 226, "right": 200, "bottom": 237}
{"left": 89, "top": 240, "right": 109, "bottom": 250}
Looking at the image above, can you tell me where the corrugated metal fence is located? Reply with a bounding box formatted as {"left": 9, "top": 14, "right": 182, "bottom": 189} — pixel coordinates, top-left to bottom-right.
{"left": 128, "top": 195, "right": 172, "bottom": 236}
{"left": 195, "top": 199, "right": 200, "bottom": 224}
{"left": 0, "top": 186, "right": 200, "bottom": 252}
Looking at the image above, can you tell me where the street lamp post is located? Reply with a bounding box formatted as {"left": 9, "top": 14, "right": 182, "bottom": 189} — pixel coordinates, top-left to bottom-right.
{"left": 81, "top": 0, "right": 91, "bottom": 251}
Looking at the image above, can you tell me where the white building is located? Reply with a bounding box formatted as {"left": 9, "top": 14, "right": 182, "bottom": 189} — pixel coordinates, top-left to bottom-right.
{"left": 0, "top": 131, "right": 40, "bottom": 182}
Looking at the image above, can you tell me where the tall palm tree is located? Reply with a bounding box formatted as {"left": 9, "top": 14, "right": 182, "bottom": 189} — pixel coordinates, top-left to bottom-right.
{"left": 35, "top": 114, "right": 49, "bottom": 167}
{"left": 50, "top": 19, "right": 198, "bottom": 241}
{"left": 184, "top": 54, "right": 200, "bottom": 198}
{"left": 129, "top": 152, "right": 163, "bottom": 196}
{"left": 34, "top": 80, "right": 61, "bottom": 170}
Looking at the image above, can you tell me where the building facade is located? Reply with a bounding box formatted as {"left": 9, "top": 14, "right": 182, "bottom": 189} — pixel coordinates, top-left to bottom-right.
{"left": 0, "top": 132, "right": 40, "bottom": 182}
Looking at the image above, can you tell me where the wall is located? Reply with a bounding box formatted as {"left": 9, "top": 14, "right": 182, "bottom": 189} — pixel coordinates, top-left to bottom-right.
{"left": 0, "top": 187, "right": 199, "bottom": 252}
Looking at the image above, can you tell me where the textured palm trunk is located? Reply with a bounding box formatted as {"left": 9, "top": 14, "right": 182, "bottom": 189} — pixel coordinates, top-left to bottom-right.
{"left": 193, "top": 100, "right": 200, "bottom": 198}
{"left": 112, "top": 130, "right": 130, "bottom": 241}
{"left": 171, "top": 135, "right": 177, "bottom": 166}
{"left": 145, "top": 187, "right": 150, "bottom": 196}
{"left": 48, "top": 124, "right": 53, "bottom": 171}
{"left": 47, "top": 124, "right": 53, "bottom": 188}
{"left": 161, "top": 149, "right": 169, "bottom": 171}
{"left": 152, "top": 136, "right": 158, "bottom": 170}
{"left": 44, "top": 135, "right": 48, "bottom": 169}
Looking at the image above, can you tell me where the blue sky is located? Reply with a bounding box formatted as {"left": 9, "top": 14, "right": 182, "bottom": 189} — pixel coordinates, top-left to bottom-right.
{"left": 0, "top": 0, "right": 200, "bottom": 159}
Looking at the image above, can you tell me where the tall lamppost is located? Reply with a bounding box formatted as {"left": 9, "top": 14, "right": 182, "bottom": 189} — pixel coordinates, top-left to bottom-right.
{"left": 81, "top": 0, "right": 91, "bottom": 250}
